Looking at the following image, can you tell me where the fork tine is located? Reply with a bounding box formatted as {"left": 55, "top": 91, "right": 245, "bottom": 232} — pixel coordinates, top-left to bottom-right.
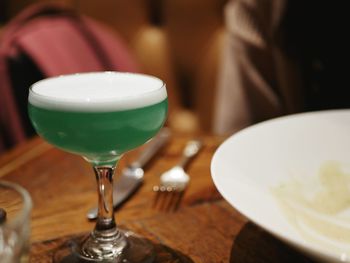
{"left": 153, "top": 185, "right": 168, "bottom": 209}
{"left": 153, "top": 185, "right": 185, "bottom": 211}
{"left": 152, "top": 185, "right": 161, "bottom": 208}
{"left": 173, "top": 189, "right": 185, "bottom": 211}
{"left": 160, "top": 186, "right": 173, "bottom": 210}
{"left": 165, "top": 188, "right": 183, "bottom": 212}
{"left": 165, "top": 188, "right": 179, "bottom": 212}
{"left": 164, "top": 190, "right": 175, "bottom": 211}
{"left": 167, "top": 189, "right": 181, "bottom": 212}
{"left": 153, "top": 185, "right": 166, "bottom": 209}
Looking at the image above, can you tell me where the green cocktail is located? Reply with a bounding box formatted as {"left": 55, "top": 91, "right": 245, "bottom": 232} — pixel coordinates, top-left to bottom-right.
{"left": 29, "top": 98, "right": 167, "bottom": 165}
{"left": 28, "top": 72, "right": 167, "bottom": 262}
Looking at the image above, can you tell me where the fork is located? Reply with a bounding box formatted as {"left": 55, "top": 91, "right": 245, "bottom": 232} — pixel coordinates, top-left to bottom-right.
{"left": 153, "top": 139, "right": 203, "bottom": 211}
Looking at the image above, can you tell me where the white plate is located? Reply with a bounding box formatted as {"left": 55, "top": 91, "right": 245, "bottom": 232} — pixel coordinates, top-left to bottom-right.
{"left": 211, "top": 110, "right": 350, "bottom": 263}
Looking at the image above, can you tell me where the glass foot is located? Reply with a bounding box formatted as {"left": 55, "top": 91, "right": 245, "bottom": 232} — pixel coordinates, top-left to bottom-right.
{"left": 53, "top": 229, "right": 155, "bottom": 263}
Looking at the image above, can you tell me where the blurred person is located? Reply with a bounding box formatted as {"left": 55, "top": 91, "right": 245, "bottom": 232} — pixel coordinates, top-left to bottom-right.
{"left": 214, "top": 0, "right": 350, "bottom": 135}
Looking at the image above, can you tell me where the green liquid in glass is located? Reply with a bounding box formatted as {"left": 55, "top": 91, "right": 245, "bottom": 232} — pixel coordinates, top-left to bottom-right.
{"left": 28, "top": 99, "right": 168, "bottom": 165}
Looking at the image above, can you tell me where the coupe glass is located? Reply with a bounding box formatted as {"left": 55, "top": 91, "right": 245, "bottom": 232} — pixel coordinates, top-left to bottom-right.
{"left": 28, "top": 72, "right": 168, "bottom": 262}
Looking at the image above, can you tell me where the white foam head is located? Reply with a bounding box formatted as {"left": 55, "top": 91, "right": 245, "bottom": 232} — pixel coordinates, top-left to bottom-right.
{"left": 29, "top": 72, "right": 167, "bottom": 111}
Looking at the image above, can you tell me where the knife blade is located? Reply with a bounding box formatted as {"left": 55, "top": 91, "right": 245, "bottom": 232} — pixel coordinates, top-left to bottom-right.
{"left": 86, "top": 128, "right": 171, "bottom": 220}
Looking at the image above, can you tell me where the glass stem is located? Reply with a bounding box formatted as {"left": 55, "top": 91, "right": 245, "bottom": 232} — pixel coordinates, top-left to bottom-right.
{"left": 79, "top": 165, "right": 127, "bottom": 260}
{"left": 94, "top": 166, "right": 117, "bottom": 233}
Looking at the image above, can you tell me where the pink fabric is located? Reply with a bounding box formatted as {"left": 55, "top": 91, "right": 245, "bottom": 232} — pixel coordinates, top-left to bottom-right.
{"left": 18, "top": 19, "right": 108, "bottom": 75}
{"left": 0, "top": 3, "right": 139, "bottom": 152}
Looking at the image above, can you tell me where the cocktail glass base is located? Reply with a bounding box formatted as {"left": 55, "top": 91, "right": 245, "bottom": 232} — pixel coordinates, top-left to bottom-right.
{"left": 53, "top": 229, "right": 155, "bottom": 263}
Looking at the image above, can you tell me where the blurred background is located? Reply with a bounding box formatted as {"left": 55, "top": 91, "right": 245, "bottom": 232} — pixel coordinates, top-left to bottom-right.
{"left": 0, "top": 0, "right": 228, "bottom": 153}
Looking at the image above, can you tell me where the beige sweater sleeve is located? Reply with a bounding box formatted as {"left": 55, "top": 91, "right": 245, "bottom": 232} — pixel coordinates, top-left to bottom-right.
{"left": 213, "top": 0, "right": 300, "bottom": 135}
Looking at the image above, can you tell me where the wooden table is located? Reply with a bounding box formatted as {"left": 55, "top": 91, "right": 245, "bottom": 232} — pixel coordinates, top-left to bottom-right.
{"left": 0, "top": 135, "right": 315, "bottom": 262}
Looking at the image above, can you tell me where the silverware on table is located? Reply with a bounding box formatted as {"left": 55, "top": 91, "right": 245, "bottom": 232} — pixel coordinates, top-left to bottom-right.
{"left": 86, "top": 128, "right": 171, "bottom": 220}
{"left": 153, "top": 139, "right": 203, "bottom": 211}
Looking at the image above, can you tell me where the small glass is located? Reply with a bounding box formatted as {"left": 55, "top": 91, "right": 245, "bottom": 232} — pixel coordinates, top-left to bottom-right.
{"left": 0, "top": 180, "right": 32, "bottom": 263}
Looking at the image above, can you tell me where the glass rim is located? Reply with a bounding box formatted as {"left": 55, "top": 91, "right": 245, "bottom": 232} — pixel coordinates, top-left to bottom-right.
{"left": 0, "top": 180, "right": 32, "bottom": 228}
{"left": 29, "top": 71, "right": 166, "bottom": 90}
{"left": 28, "top": 71, "right": 167, "bottom": 112}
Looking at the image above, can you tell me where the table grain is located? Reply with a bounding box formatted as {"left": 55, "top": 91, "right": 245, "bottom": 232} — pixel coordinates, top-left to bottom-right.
{"left": 0, "top": 135, "right": 315, "bottom": 262}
